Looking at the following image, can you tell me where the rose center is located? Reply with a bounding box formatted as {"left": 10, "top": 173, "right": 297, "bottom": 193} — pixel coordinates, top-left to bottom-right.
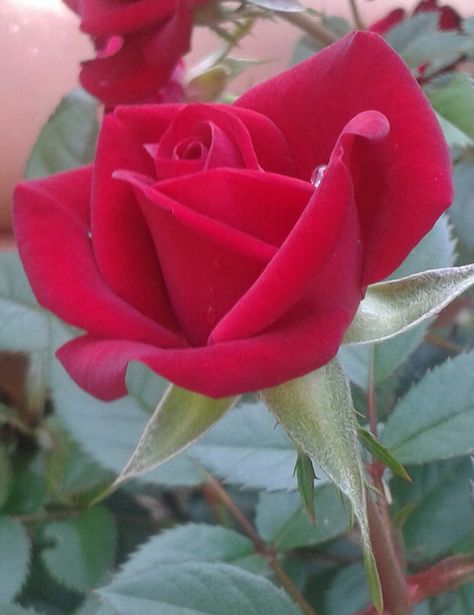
{"left": 172, "top": 121, "right": 212, "bottom": 161}
{"left": 174, "top": 139, "right": 207, "bottom": 161}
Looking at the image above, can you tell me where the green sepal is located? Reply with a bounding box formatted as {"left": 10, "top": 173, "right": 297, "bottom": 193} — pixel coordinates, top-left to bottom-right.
{"left": 294, "top": 450, "right": 317, "bottom": 524}
{"left": 364, "top": 550, "right": 384, "bottom": 614}
{"left": 262, "top": 359, "right": 383, "bottom": 612}
{"left": 94, "top": 385, "right": 238, "bottom": 502}
{"left": 358, "top": 427, "right": 411, "bottom": 482}
{"left": 343, "top": 264, "right": 474, "bottom": 346}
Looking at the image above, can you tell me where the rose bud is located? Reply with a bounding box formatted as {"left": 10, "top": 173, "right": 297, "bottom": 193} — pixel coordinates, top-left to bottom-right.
{"left": 14, "top": 33, "right": 452, "bottom": 400}
{"left": 63, "top": 0, "right": 206, "bottom": 106}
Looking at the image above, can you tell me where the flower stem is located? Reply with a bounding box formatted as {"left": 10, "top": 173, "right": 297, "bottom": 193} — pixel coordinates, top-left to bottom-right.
{"left": 355, "top": 554, "right": 474, "bottom": 614}
{"left": 407, "top": 554, "right": 474, "bottom": 603}
{"left": 278, "top": 11, "right": 337, "bottom": 46}
{"left": 366, "top": 349, "right": 410, "bottom": 615}
{"left": 348, "top": 0, "right": 365, "bottom": 30}
{"left": 367, "top": 494, "right": 411, "bottom": 615}
{"left": 205, "top": 474, "right": 319, "bottom": 615}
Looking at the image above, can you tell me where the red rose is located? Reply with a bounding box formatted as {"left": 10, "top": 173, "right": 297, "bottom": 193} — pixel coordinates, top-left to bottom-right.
{"left": 14, "top": 33, "right": 452, "bottom": 400}
{"left": 63, "top": 0, "right": 205, "bottom": 106}
{"left": 370, "top": 0, "right": 461, "bottom": 35}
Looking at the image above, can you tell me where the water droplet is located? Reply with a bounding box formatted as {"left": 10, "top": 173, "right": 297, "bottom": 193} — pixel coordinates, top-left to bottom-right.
{"left": 310, "top": 164, "right": 327, "bottom": 188}
{"left": 87, "top": 230, "right": 92, "bottom": 240}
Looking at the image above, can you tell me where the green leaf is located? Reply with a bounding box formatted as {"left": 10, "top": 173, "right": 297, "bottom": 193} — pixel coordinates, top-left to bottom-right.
{"left": 324, "top": 563, "right": 370, "bottom": 615}
{"left": 391, "top": 459, "right": 473, "bottom": 563}
{"left": 116, "top": 524, "right": 260, "bottom": 579}
{"left": 381, "top": 352, "right": 474, "bottom": 464}
{"left": 262, "top": 360, "right": 382, "bottom": 610}
{"left": 125, "top": 361, "right": 169, "bottom": 414}
{"left": 292, "top": 35, "right": 319, "bottom": 65}
{"left": 191, "top": 401, "right": 300, "bottom": 491}
{"left": 45, "top": 425, "right": 112, "bottom": 500}
{"left": 106, "top": 385, "right": 238, "bottom": 495}
{"left": 463, "top": 16, "right": 474, "bottom": 37}
{"left": 0, "top": 252, "right": 62, "bottom": 353}
{"left": 358, "top": 428, "right": 410, "bottom": 481}
{"left": 427, "top": 74, "right": 474, "bottom": 141}
{"left": 98, "top": 561, "right": 302, "bottom": 615}
{"left": 0, "top": 517, "right": 31, "bottom": 602}
{"left": 295, "top": 451, "right": 316, "bottom": 523}
{"left": 343, "top": 264, "right": 474, "bottom": 346}
{"left": 364, "top": 551, "right": 383, "bottom": 614}
{"left": 3, "top": 461, "right": 48, "bottom": 516}
{"left": 246, "top": 0, "right": 303, "bottom": 11}
{"left": 450, "top": 161, "right": 474, "bottom": 250}
{"left": 403, "top": 31, "right": 470, "bottom": 77}
{"left": 25, "top": 88, "right": 99, "bottom": 179}
{"left": 0, "top": 444, "right": 11, "bottom": 509}
{"left": 437, "top": 113, "right": 474, "bottom": 148}
{"left": 255, "top": 484, "right": 350, "bottom": 551}
{"left": 385, "top": 12, "right": 438, "bottom": 52}
{"left": 385, "top": 13, "right": 470, "bottom": 76}
{"left": 451, "top": 581, "right": 474, "bottom": 614}
{"left": 413, "top": 603, "right": 430, "bottom": 615}
{"left": 74, "top": 596, "right": 105, "bottom": 615}
{"left": 0, "top": 606, "right": 41, "bottom": 615}
{"left": 41, "top": 506, "right": 117, "bottom": 592}
{"left": 391, "top": 215, "right": 456, "bottom": 280}
{"left": 52, "top": 361, "right": 203, "bottom": 488}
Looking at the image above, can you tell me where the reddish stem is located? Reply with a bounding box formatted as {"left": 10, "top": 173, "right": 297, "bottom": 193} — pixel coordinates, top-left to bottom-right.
{"left": 365, "top": 352, "right": 410, "bottom": 614}
{"left": 367, "top": 495, "right": 411, "bottom": 615}
{"left": 353, "top": 554, "right": 474, "bottom": 615}
{"left": 407, "top": 554, "right": 474, "bottom": 604}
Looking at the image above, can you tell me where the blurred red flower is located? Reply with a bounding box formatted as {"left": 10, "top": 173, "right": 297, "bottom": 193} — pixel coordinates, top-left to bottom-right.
{"left": 63, "top": 0, "right": 206, "bottom": 106}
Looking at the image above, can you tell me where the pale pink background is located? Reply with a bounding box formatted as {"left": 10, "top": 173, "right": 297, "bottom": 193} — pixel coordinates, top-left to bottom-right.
{"left": 1, "top": 0, "right": 472, "bottom": 240}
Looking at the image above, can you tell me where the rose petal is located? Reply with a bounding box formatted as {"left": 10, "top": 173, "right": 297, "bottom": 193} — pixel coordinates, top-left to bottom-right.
{"left": 116, "top": 170, "right": 278, "bottom": 262}
{"left": 152, "top": 105, "right": 260, "bottom": 177}
{"left": 208, "top": 111, "right": 388, "bottom": 344}
{"left": 79, "top": 10, "right": 193, "bottom": 106}
{"left": 57, "top": 303, "right": 353, "bottom": 400}
{"left": 115, "top": 105, "right": 293, "bottom": 176}
{"left": 14, "top": 167, "right": 186, "bottom": 349}
{"left": 76, "top": 0, "right": 177, "bottom": 37}
{"left": 91, "top": 113, "right": 179, "bottom": 330}
{"left": 119, "top": 172, "right": 284, "bottom": 345}
{"left": 238, "top": 32, "right": 452, "bottom": 284}
{"left": 154, "top": 169, "right": 311, "bottom": 248}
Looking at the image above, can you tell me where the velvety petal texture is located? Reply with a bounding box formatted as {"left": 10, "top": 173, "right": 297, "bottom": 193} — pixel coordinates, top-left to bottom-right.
{"left": 238, "top": 32, "right": 452, "bottom": 285}
{"left": 64, "top": 0, "right": 204, "bottom": 105}
{"left": 14, "top": 32, "right": 452, "bottom": 401}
